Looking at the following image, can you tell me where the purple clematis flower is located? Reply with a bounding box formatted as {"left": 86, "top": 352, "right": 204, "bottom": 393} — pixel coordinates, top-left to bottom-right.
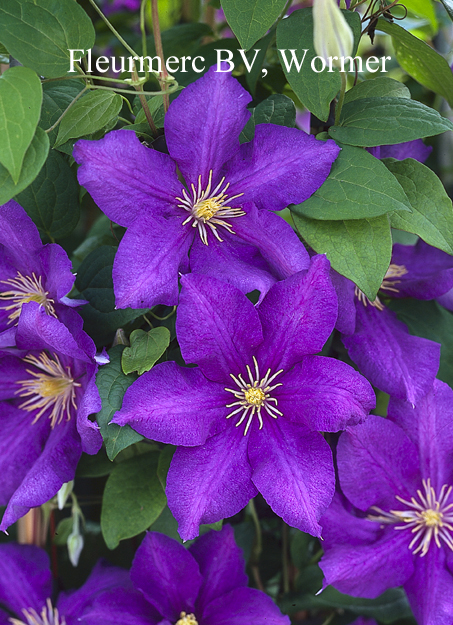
{"left": 74, "top": 65, "right": 339, "bottom": 308}
{"left": 78, "top": 526, "right": 291, "bottom": 625}
{"left": 0, "top": 301, "right": 102, "bottom": 531}
{"left": 0, "top": 201, "right": 85, "bottom": 347}
{"left": 367, "top": 139, "right": 432, "bottom": 163}
{"left": 332, "top": 239, "right": 453, "bottom": 404}
{"left": 319, "top": 379, "right": 453, "bottom": 624}
{"left": 0, "top": 542, "right": 131, "bottom": 625}
{"left": 113, "top": 255, "right": 375, "bottom": 540}
{"left": 103, "top": 0, "right": 141, "bottom": 12}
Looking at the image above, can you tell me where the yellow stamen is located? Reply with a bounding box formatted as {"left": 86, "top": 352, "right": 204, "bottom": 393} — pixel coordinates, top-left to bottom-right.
{"left": 176, "top": 170, "right": 245, "bottom": 245}
{"left": 175, "top": 612, "right": 198, "bottom": 625}
{"left": 9, "top": 598, "right": 66, "bottom": 625}
{"left": 0, "top": 271, "right": 56, "bottom": 324}
{"left": 244, "top": 386, "right": 266, "bottom": 406}
{"left": 15, "top": 352, "right": 80, "bottom": 428}
{"left": 355, "top": 264, "right": 408, "bottom": 311}
{"left": 224, "top": 356, "right": 284, "bottom": 435}
{"left": 368, "top": 478, "right": 453, "bottom": 557}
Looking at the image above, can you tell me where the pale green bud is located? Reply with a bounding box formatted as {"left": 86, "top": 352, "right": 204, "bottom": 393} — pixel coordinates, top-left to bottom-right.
{"left": 68, "top": 531, "right": 84, "bottom": 567}
{"left": 57, "top": 480, "right": 74, "bottom": 510}
{"left": 313, "top": 0, "right": 354, "bottom": 68}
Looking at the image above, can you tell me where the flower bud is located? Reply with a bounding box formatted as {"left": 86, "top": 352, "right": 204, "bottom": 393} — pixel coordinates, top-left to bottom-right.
{"left": 313, "top": 0, "right": 354, "bottom": 68}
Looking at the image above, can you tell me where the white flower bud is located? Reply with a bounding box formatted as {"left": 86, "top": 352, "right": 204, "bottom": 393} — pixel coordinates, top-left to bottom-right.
{"left": 57, "top": 480, "right": 74, "bottom": 510}
{"left": 313, "top": 0, "right": 354, "bottom": 68}
{"left": 68, "top": 531, "right": 84, "bottom": 567}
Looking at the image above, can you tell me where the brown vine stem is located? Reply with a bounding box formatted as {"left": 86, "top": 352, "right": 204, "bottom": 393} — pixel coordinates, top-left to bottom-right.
{"left": 151, "top": 0, "right": 170, "bottom": 112}
{"left": 132, "top": 64, "right": 159, "bottom": 138}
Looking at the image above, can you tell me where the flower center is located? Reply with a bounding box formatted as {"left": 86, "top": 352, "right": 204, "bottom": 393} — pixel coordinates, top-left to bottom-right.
{"left": 355, "top": 263, "right": 407, "bottom": 311}
{"left": 224, "top": 356, "right": 284, "bottom": 436}
{"left": 176, "top": 169, "right": 245, "bottom": 245}
{"left": 0, "top": 271, "right": 56, "bottom": 325}
{"left": 175, "top": 613, "right": 198, "bottom": 625}
{"left": 15, "top": 352, "right": 81, "bottom": 428}
{"left": 9, "top": 599, "right": 66, "bottom": 625}
{"left": 368, "top": 478, "right": 453, "bottom": 557}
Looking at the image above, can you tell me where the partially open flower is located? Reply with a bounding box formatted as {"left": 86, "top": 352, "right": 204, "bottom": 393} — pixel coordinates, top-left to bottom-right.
{"left": 313, "top": 0, "right": 354, "bottom": 67}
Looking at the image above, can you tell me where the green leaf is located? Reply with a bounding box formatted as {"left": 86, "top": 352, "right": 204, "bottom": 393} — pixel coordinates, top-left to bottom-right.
{"left": 134, "top": 94, "right": 166, "bottom": 127}
{"left": 40, "top": 80, "right": 85, "bottom": 146}
{"left": 330, "top": 97, "right": 453, "bottom": 147}
{"left": 101, "top": 452, "right": 166, "bottom": 549}
{"left": 221, "top": 0, "right": 287, "bottom": 50}
{"left": 276, "top": 9, "right": 360, "bottom": 122}
{"left": 245, "top": 30, "right": 274, "bottom": 94}
{"left": 55, "top": 91, "right": 122, "bottom": 147}
{"left": 291, "top": 144, "right": 411, "bottom": 220}
{"left": 75, "top": 247, "right": 147, "bottom": 347}
{"left": 388, "top": 299, "right": 453, "bottom": 388}
{"left": 292, "top": 213, "right": 392, "bottom": 300}
{"left": 94, "top": 345, "right": 143, "bottom": 461}
{"left": 377, "top": 19, "right": 453, "bottom": 107}
{"left": 157, "top": 445, "right": 175, "bottom": 491}
{"left": 280, "top": 586, "right": 411, "bottom": 623}
{"left": 344, "top": 76, "right": 410, "bottom": 105}
{"left": 277, "top": 9, "right": 339, "bottom": 122}
{"left": 0, "top": 0, "right": 95, "bottom": 78}
{"left": 439, "top": 0, "right": 453, "bottom": 21}
{"left": 122, "top": 327, "right": 170, "bottom": 376}
{"left": 385, "top": 158, "right": 453, "bottom": 255}
{"left": 240, "top": 94, "right": 296, "bottom": 142}
{"left": 404, "top": 0, "right": 437, "bottom": 33}
{"left": 0, "top": 126, "right": 49, "bottom": 205}
{"left": 15, "top": 149, "right": 80, "bottom": 240}
{"left": 0, "top": 66, "right": 42, "bottom": 184}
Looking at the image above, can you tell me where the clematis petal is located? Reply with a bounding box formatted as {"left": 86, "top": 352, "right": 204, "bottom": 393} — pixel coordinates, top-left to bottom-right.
{"left": 112, "top": 362, "right": 228, "bottom": 446}
{"left": 38, "top": 244, "right": 77, "bottom": 303}
{"left": 113, "top": 214, "right": 192, "bottom": 309}
{"left": 390, "top": 240, "right": 453, "bottom": 300}
{"left": 202, "top": 587, "right": 291, "bottom": 625}
{"left": 404, "top": 545, "right": 453, "bottom": 625}
{"left": 256, "top": 254, "right": 337, "bottom": 372}
{"left": 189, "top": 227, "right": 277, "bottom": 298}
{"left": 16, "top": 301, "right": 92, "bottom": 363}
{"left": 337, "top": 416, "right": 420, "bottom": 512}
{"left": 330, "top": 270, "right": 356, "bottom": 335}
{"left": 320, "top": 524, "right": 414, "bottom": 598}
{"left": 58, "top": 560, "right": 133, "bottom": 620}
{"left": 231, "top": 203, "right": 310, "bottom": 279}
{"left": 249, "top": 418, "right": 335, "bottom": 536}
{"left": 166, "top": 427, "right": 258, "bottom": 541}
{"left": 189, "top": 525, "right": 248, "bottom": 614}
{"left": 388, "top": 380, "right": 453, "bottom": 488}
{"left": 0, "top": 201, "right": 42, "bottom": 271}
{"left": 0, "top": 405, "right": 50, "bottom": 507}
{"left": 225, "top": 125, "right": 340, "bottom": 211}
{"left": 276, "top": 356, "right": 374, "bottom": 432}
{"left": 370, "top": 140, "right": 432, "bottom": 163}
{"left": 74, "top": 130, "right": 181, "bottom": 227}
{"left": 165, "top": 65, "right": 251, "bottom": 185}
{"left": 0, "top": 543, "right": 51, "bottom": 616}
{"left": 342, "top": 303, "right": 440, "bottom": 405}
{"left": 0, "top": 418, "right": 81, "bottom": 530}
{"left": 77, "top": 587, "right": 160, "bottom": 625}
{"left": 177, "top": 274, "right": 263, "bottom": 382}
{"left": 76, "top": 368, "right": 102, "bottom": 455}
{"left": 130, "top": 532, "right": 202, "bottom": 621}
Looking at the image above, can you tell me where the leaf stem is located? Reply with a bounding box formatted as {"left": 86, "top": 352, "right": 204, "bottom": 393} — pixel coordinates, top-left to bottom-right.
{"left": 334, "top": 71, "right": 347, "bottom": 126}
{"left": 44, "top": 86, "right": 89, "bottom": 133}
{"left": 86, "top": 0, "right": 140, "bottom": 58}
{"left": 151, "top": 0, "right": 170, "bottom": 112}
